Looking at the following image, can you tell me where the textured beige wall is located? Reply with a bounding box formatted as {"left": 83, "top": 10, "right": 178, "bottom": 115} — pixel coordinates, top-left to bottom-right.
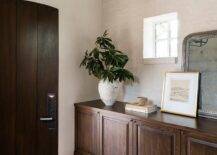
{"left": 27, "top": 0, "right": 102, "bottom": 154}
{"left": 22, "top": 0, "right": 217, "bottom": 154}
{"left": 102, "top": 0, "right": 217, "bottom": 105}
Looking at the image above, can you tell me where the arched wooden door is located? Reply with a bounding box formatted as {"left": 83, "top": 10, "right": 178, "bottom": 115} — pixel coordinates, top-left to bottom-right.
{"left": 0, "top": 1, "right": 58, "bottom": 155}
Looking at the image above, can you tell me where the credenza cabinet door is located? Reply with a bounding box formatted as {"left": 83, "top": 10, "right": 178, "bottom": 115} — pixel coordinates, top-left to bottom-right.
{"left": 75, "top": 108, "right": 100, "bottom": 155}
{"left": 100, "top": 113, "right": 132, "bottom": 155}
{"left": 133, "top": 121, "right": 181, "bottom": 155}
{"left": 181, "top": 132, "right": 217, "bottom": 155}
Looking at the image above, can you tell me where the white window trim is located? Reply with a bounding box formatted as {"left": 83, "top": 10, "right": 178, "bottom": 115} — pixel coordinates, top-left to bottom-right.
{"left": 143, "top": 57, "right": 178, "bottom": 65}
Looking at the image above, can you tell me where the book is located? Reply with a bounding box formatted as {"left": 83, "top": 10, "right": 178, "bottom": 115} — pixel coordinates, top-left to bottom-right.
{"left": 125, "top": 97, "right": 157, "bottom": 114}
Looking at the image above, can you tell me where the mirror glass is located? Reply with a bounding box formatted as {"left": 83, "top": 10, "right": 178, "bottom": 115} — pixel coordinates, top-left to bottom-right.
{"left": 183, "top": 31, "right": 217, "bottom": 118}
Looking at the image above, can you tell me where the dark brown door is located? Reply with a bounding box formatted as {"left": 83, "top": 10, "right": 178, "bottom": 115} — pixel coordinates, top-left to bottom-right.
{"left": 16, "top": 2, "right": 38, "bottom": 154}
{"left": 36, "top": 4, "right": 58, "bottom": 155}
{"left": 132, "top": 121, "right": 180, "bottom": 155}
{"left": 0, "top": 1, "right": 58, "bottom": 155}
{"left": 0, "top": 1, "right": 17, "bottom": 155}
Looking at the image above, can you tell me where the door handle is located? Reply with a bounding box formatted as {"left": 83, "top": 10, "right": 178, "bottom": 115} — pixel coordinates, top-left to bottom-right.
{"left": 45, "top": 93, "right": 57, "bottom": 129}
{"left": 40, "top": 117, "right": 53, "bottom": 121}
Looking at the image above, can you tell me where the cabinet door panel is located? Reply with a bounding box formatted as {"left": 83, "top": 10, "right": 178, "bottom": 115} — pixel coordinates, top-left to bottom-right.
{"left": 75, "top": 108, "right": 100, "bottom": 155}
{"left": 101, "top": 115, "right": 131, "bottom": 155}
{"left": 133, "top": 121, "right": 180, "bottom": 155}
{"left": 182, "top": 132, "right": 217, "bottom": 155}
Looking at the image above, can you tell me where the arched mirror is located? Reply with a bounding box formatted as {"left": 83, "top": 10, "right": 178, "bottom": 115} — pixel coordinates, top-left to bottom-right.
{"left": 183, "top": 30, "right": 217, "bottom": 119}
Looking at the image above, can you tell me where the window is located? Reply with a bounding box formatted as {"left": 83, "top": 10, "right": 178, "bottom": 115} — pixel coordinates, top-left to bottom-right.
{"left": 155, "top": 20, "right": 178, "bottom": 57}
{"left": 143, "top": 13, "right": 178, "bottom": 63}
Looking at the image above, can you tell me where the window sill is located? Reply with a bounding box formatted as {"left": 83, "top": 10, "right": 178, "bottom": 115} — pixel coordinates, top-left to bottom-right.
{"left": 143, "top": 57, "right": 178, "bottom": 65}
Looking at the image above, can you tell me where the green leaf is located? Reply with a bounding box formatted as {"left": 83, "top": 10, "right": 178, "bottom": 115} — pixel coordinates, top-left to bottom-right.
{"left": 80, "top": 30, "right": 134, "bottom": 82}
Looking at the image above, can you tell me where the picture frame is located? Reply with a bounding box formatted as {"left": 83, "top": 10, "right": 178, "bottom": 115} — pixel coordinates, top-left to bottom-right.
{"left": 161, "top": 72, "right": 199, "bottom": 117}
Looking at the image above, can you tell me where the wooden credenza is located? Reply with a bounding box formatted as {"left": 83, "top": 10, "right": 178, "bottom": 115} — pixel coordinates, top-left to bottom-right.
{"left": 74, "top": 100, "right": 217, "bottom": 155}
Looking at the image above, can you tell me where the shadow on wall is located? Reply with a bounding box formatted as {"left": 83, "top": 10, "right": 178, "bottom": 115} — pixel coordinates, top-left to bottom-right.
{"left": 109, "top": 28, "right": 141, "bottom": 102}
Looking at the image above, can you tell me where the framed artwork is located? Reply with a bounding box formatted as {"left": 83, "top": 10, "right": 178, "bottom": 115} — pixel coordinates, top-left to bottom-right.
{"left": 161, "top": 72, "right": 199, "bottom": 117}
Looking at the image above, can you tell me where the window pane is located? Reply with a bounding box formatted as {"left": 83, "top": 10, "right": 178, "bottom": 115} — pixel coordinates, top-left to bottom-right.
{"left": 170, "top": 39, "right": 178, "bottom": 57}
{"left": 170, "top": 20, "right": 178, "bottom": 38}
{"left": 156, "top": 40, "right": 169, "bottom": 57}
{"left": 156, "top": 22, "right": 169, "bottom": 40}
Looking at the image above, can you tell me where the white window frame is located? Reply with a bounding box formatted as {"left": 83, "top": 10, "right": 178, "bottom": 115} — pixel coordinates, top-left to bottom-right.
{"left": 154, "top": 20, "right": 178, "bottom": 58}
{"left": 143, "top": 12, "right": 178, "bottom": 64}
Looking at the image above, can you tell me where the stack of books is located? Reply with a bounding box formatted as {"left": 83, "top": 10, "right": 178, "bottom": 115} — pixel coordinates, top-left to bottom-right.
{"left": 125, "top": 97, "right": 157, "bottom": 114}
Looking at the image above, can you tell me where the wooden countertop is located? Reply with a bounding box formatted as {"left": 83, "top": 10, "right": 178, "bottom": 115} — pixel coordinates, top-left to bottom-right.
{"left": 75, "top": 100, "right": 217, "bottom": 137}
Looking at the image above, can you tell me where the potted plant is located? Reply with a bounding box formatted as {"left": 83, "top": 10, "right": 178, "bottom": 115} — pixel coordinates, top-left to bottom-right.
{"left": 80, "top": 30, "right": 134, "bottom": 106}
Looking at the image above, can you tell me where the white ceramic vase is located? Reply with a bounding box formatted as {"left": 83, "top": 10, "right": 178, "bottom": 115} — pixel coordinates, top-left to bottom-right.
{"left": 98, "top": 79, "right": 122, "bottom": 106}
